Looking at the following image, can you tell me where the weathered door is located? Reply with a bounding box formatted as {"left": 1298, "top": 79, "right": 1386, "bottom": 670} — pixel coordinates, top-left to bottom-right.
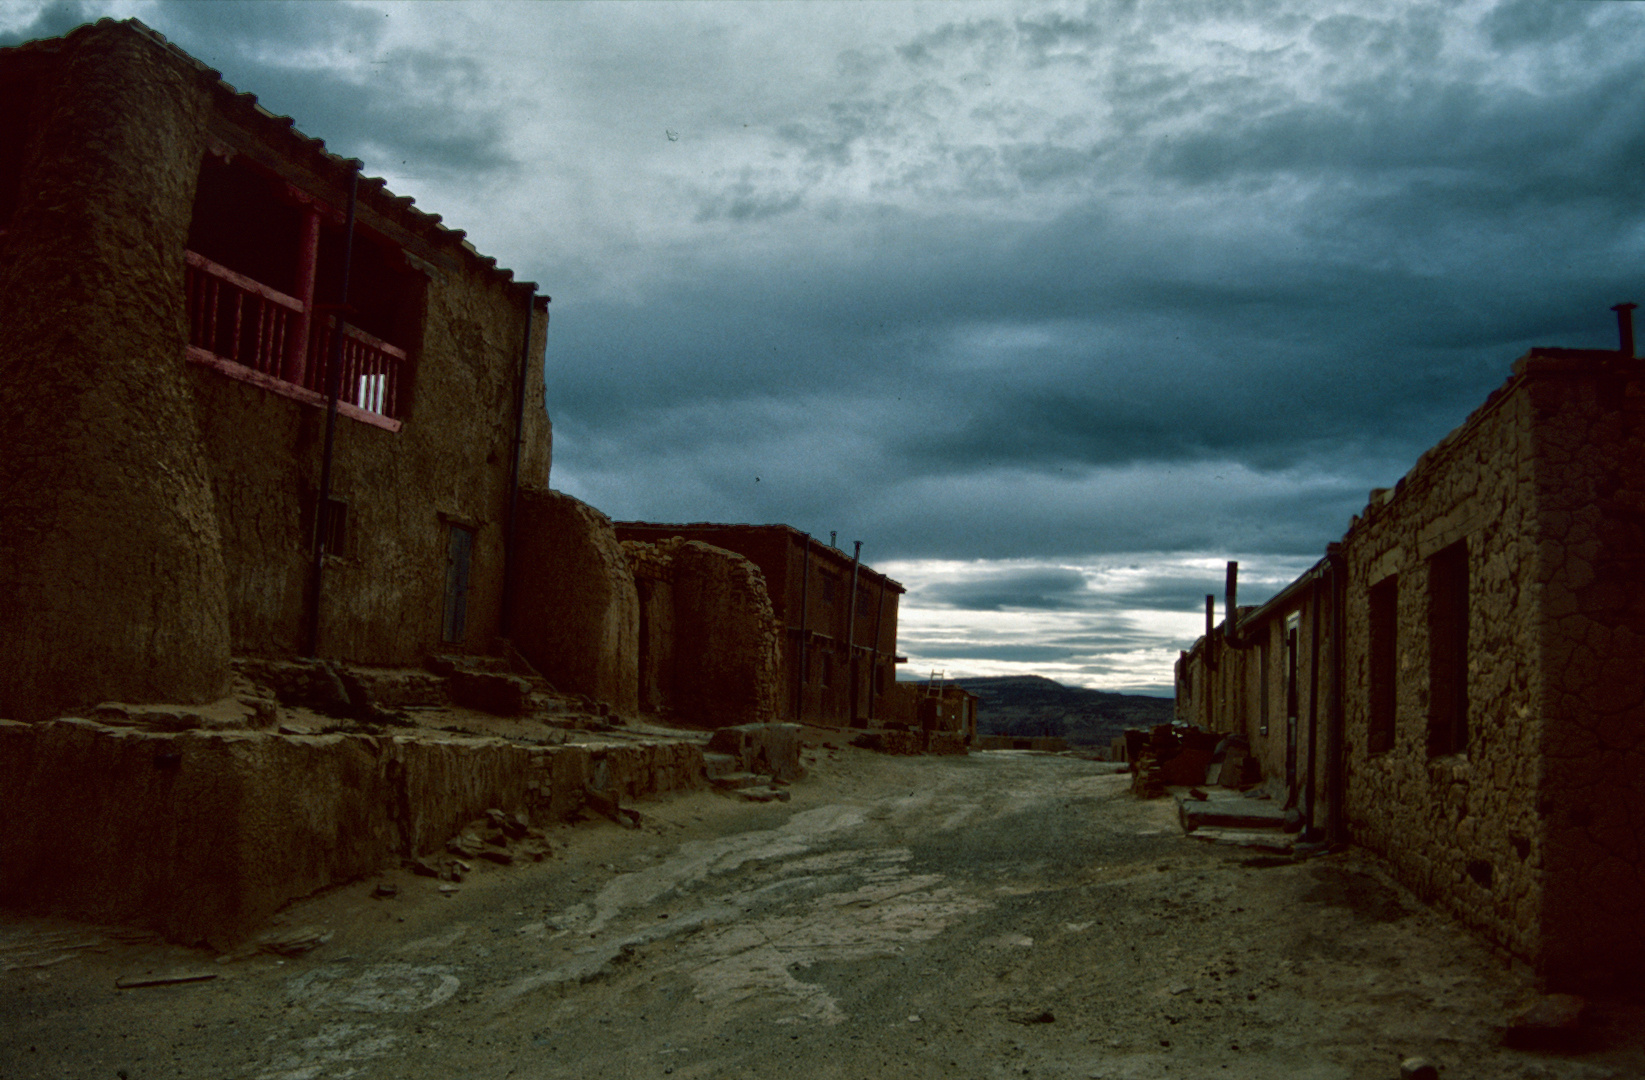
{"left": 442, "top": 525, "right": 474, "bottom": 643}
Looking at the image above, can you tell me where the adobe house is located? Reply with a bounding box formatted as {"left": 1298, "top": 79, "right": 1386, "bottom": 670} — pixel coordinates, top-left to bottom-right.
{"left": 1175, "top": 310, "right": 1645, "bottom": 989}
{"left": 0, "top": 19, "right": 642, "bottom": 722}
{"left": 614, "top": 523, "right": 906, "bottom": 728}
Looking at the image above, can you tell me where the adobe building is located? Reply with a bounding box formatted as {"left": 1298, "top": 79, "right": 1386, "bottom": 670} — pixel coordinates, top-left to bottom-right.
{"left": 615, "top": 524, "right": 906, "bottom": 728}
{"left": 0, "top": 19, "right": 650, "bottom": 721}
{"left": 1175, "top": 313, "right": 1645, "bottom": 989}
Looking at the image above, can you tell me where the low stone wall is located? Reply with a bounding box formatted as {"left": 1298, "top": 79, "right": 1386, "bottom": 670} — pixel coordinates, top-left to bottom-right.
{"left": 0, "top": 718, "right": 704, "bottom": 947}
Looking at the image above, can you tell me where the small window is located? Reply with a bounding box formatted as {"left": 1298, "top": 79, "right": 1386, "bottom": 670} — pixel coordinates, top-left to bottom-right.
{"left": 442, "top": 524, "right": 475, "bottom": 644}
{"left": 820, "top": 572, "right": 836, "bottom": 606}
{"left": 1258, "top": 638, "right": 1270, "bottom": 737}
{"left": 1368, "top": 575, "right": 1398, "bottom": 755}
{"left": 314, "top": 496, "right": 348, "bottom": 557}
{"left": 1428, "top": 542, "right": 1469, "bottom": 757}
{"left": 856, "top": 585, "right": 872, "bottom": 617}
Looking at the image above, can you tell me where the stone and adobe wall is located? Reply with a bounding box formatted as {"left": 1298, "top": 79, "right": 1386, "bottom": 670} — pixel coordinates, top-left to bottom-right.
{"left": 1335, "top": 369, "right": 1548, "bottom": 969}
{"left": 512, "top": 489, "right": 639, "bottom": 714}
{"left": 0, "top": 20, "right": 551, "bottom": 721}
{"left": 1177, "top": 346, "right": 1645, "bottom": 987}
{"left": 1178, "top": 580, "right": 1338, "bottom": 824}
{"left": 1519, "top": 351, "right": 1645, "bottom": 987}
{"left": 0, "top": 21, "right": 232, "bottom": 722}
{"left": 613, "top": 523, "right": 905, "bottom": 727}
{"left": 0, "top": 717, "right": 704, "bottom": 947}
{"left": 620, "top": 538, "right": 784, "bottom": 727}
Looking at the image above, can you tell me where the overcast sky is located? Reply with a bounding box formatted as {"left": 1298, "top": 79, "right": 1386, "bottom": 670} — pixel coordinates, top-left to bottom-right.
{"left": 7, "top": 0, "right": 1641, "bottom": 694}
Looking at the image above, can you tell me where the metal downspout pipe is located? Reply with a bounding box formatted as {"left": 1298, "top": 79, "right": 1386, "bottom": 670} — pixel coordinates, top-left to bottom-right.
{"left": 1325, "top": 543, "right": 1348, "bottom": 845}
{"left": 1304, "top": 572, "right": 1323, "bottom": 840}
{"left": 501, "top": 287, "right": 543, "bottom": 639}
{"left": 304, "top": 161, "right": 360, "bottom": 659}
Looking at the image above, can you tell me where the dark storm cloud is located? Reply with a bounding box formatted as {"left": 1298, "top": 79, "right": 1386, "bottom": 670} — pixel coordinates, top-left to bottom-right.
{"left": 148, "top": 0, "right": 516, "bottom": 178}
{"left": 12, "top": 0, "right": 1641, "bottom": 688}
{"left": 0, "top": 0, "right": 99, "bottom": 45}
{"left": 892, "top": 641, "right": 1082, "bottom": 664}
{"left": 917, "top": 567, "right": 1091, "bottom": 611}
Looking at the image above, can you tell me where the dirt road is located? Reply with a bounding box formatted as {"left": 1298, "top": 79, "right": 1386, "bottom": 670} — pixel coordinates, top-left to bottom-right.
{"left": 3, "top": 748, "right": 1640, "bottom": 1080}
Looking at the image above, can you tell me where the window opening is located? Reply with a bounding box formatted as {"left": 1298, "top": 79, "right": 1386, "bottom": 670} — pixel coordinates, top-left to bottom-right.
{"left": 183, "top": 155, "right": 419, "bottom": 421}
{"left": 1258, "top": 637, "right": 1270, "bottom": 737}
{"left": 820, "top": 572, "right": 836, "bottom": 606}
{"left": 314, "top": 496, "right": 348, "bottom": 557}
{"left": 856, "top": 585, "right": 872, "bottom": 617}
{"left": 1285, "top": 613, "right": 1300, "bottom": 787}
{"left": 442, "top": 524, "right": 475, "bottom": 644}
{"left": 1368, "top": 575, "right": 1398, "bottom": 754}
{"left": 1427, "top": 542, "right": 1469, "bottom": 757}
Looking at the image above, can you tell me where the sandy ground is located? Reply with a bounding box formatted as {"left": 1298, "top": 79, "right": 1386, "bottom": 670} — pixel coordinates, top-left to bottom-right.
{"left": 2, "top": 747, "right": 1641, "bottom": 1080}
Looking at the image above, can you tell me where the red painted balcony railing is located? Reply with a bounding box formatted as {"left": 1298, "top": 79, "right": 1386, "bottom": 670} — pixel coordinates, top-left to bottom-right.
{"left": 184, "top": 251, "right": 408, "bottom": 423}
{"left": 309, "top": 318, "right": 408, "bottom": 420}
{"left": 184, "top": 250, "right": 301, "bottom": 380}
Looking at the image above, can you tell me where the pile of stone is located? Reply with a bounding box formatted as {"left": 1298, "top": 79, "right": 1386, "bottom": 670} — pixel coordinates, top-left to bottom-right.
{"left": 1127, "top": 724, "right": 1222, "bottom": 798}
{"left": 406, "top": 808, "right": 552, "bottom": 879}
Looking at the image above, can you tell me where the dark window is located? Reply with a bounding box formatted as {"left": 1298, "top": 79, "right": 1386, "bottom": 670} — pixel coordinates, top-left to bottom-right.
{"left": 856, "top": 585, "right": 872, "bottom": 617}
{"left": 1368, "top": 575, "right": 1398, "bottom": 755}
{"left": 314, "top": 496, "right": 348, "bottom": 557}
{"left": 443, "top": 524, "right": 475, "bottom": 644}
{"left": 1258, "top": 638, "right": 1270, "bottom": 737}
{"left": 820, "top": 573, "right": 836, "bottom": 606}
{"left": 1428, "top": 541, "right": 1469, "bottom": 757}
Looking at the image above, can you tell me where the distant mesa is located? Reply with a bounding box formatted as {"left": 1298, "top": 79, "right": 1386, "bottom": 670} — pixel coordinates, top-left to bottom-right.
{"left": 946, "top": 675, "right": 1173, "bottom": 746}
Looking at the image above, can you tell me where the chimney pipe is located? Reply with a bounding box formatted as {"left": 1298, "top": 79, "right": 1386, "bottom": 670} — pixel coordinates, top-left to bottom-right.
{"left": 1205, "top": 593, "right": 1215, "bottom": 641}
{"left": 830, "top": 531, "right": 837, "bottom": 548}
{"left": 1614, "top": 302, "right": 1637, "bottom": 358}
{"left": 1225, "top": 561, "right": 1239, "bottom": 646}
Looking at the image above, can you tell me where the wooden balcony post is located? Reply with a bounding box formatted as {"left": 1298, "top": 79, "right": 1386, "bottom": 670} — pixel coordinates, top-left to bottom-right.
{"left": 284, "top": 200, "right": 322, "bottom": 385}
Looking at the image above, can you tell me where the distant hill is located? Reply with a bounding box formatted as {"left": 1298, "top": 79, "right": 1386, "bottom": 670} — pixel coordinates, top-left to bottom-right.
{"left": 945, "top": 675, "right": 1175, "bottom": 747}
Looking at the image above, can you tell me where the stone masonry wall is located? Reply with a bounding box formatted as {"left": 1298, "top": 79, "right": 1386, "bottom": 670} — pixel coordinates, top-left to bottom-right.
{"left": 1339, "top": 378, "right": 1546, "bottom": 964}
{"left": 0, "top": 24, "right": 233, "bottom": 722}
{"left": 1523, "top": 355, "right": 1645, "bottom": 986}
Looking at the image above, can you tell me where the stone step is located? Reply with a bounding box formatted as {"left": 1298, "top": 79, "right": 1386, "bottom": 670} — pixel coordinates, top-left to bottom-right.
{"left": 735, "top": 786, "right": 791, "bottom": 803}
{"left": 702, "top": 752, "right": 740, "bottom": 778}
{"left": 709, "top": 771, "right": 768, "bottom": 791}
{"left": 1177, "top": 793, "right": 1288, "bottom": 833}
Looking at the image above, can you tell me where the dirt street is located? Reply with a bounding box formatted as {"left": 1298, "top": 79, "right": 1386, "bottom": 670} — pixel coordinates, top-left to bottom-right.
{"left": 2, "top": 748, "right": 1641, "bottom": 1080}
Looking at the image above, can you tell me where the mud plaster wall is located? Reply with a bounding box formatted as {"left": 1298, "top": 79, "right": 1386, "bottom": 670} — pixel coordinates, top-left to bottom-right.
{"left": 613, "top": 525, "right": 903, "bottom": 726}
{"left": 627, "top": 540, "right": 784, "bottom": 728}
{"left": 624, "top": 539, "right": 678, "bottom": 715}
{"left": 194, "top": 252, "right": 546, "bottom": 663}
{"left": 511, "top": 489, "right": 639, "bottom": 713}
{"left": 0, "top": 718, "right": 703, "bottom": 946}
{"left": 1524, "top": 360, "right": 1645, "bottom": 985}
{"left": 0, "top": 27, "right": 231, "bottom": 722}
{"left": 1339, "top": 380, "right": 1546, "bottom": 965}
